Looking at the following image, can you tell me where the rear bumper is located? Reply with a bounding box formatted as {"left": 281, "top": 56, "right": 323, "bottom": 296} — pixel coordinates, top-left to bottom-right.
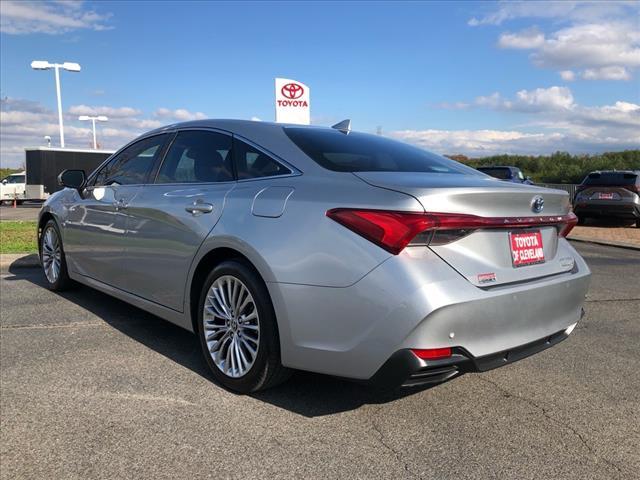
{"left": 574, "top": 202, "right": 640, "bottom": 219}
{"left": 369, "top": 322, "right": 576, "bottom": 388}
{"left": 270, "top": 240, "right": 591, "bottom": 381}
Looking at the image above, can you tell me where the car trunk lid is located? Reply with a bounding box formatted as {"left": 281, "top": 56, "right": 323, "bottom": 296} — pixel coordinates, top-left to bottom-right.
{"left": 354, "top": 172, "right": 576, "bottom": 287}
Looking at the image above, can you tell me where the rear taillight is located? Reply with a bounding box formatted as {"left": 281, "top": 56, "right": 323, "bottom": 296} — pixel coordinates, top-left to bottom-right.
{"left": 325, "top": 209, "right": 436, "bottom": 255}
{"left": 326, "top": 209, "right": 578, "bottom": 254}
{"left": 558, "top": 212, "right": 578, "bottom": 237}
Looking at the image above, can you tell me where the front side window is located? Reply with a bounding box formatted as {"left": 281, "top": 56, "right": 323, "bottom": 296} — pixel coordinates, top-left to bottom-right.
{"left": 94, "top": 134, "right": 169, "bottom": 186}
{"left": 233, "top": 138, "right": 291, "bottom": 180}
{"left": 284, "top": 127, "right": 476, "bottom": 174}
{"left": 156, "top": 130, "right": 233, "bottom": 183}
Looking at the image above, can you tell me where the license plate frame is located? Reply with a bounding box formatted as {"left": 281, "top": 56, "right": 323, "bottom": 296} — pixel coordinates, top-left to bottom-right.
{"left": 509, "top": 230, "right": 545, "bottom": 268}
{"left": 598, "top": 192, "right": 615, "bottom": 200}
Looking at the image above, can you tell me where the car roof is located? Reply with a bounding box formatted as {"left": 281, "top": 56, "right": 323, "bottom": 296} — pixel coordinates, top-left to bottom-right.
{"left": 145, "top": 119, "right": 329, "bottom": 137}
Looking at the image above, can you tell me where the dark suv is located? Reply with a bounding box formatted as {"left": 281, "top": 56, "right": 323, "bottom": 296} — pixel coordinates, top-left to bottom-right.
{"left": 573, "top": 170, "right": 640, "bottom": 227}
{"left": 476, "top": 166, "right": 533, "bottom": 184}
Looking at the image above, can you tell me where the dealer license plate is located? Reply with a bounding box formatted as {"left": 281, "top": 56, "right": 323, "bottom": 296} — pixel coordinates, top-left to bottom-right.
{"left": 509, "top": 230, "right": 545, "bottom": 267}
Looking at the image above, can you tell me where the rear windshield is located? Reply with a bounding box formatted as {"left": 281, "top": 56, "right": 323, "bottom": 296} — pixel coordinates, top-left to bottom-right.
{"left": 582, "top": 172, "right": 638, "bottom": 186}
{"left": 477, "top": 167, "right": 512, "bottom": 179}
{"left": 284, "top": 128, "right": 474, "bottom": 174}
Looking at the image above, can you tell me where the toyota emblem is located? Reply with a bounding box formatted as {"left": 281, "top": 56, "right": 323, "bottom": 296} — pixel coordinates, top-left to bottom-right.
{"left": 281, "top": 83, "right": 304, "bottom": 99}
{"left": 531, "top": 195, "right": 544, "bottom": 213}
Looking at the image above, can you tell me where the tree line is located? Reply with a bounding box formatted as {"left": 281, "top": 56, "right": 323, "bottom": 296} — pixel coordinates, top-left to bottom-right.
{"left": 447, "top": 150, "right": 640, "bottom": 184}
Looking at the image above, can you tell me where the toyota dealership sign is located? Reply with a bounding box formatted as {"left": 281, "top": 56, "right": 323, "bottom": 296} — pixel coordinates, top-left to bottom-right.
{"left": 275, "top": 77, "right": 310, "bottom": 124}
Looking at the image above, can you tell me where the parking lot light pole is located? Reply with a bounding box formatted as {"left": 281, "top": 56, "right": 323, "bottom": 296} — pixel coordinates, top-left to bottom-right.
{"left": 78, "top": 115, "right": 108, "bottom": 149}
{"left": 31, "top": 60, "right": 82, "bottom": 148}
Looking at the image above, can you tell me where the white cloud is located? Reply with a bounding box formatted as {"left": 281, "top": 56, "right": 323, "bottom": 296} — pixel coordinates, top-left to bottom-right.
{"left": 390, "top": 126, "right": 639, "bottom": 157}
{"left": 0, "top": 98, "right": 211, "bottom": 167}
{"left": 475, "top": 2, "right": 640, "bottom": 81}
{"left": 468, "top": 1, "right": 634, "bottom": 27}
{"left": 423, "top": 86, "right": 639, "bottom": 156}
{"left": 475, "top": 92, "right": 506, "bottom": 109}
{"left": 154, "top": 108, "right": 207, "bottom": 121}
{"left": 498, "top": 27, "right": 545, "bottom": 49}
{"left": 559, "top": 70, "right": 576, "bottom": 81}
{"left": 443, "top": 86, "right": 576, "bottom": 113}
{"left": 0, "top": 0, "right": 112, "bottom": 35}
{"left": 582, "top": 66, "right": 631, "bottom": 81}
{"left": 68, "top": 105, "right": 142, "bottom": 118}
{"left": 390, "top": 129, "right": 563, "bottom": 157}
{"left": 530, "top": 23, "right": 640, "bottom": 71}
{"left": 250, "top": 116, "right": 262, "bottom": 122}
{"left": 514, "top": 86, "right": 574, "bottom": 111}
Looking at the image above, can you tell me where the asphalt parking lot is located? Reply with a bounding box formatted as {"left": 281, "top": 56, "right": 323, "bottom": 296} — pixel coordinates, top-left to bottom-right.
{"left": 1, "top": 242, "right": 638, "bottom": 479}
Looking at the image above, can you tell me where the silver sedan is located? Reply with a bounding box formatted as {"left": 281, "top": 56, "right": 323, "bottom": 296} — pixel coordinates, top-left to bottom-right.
{"left": 38, "top": 120, "right": 591, "bottom": 393}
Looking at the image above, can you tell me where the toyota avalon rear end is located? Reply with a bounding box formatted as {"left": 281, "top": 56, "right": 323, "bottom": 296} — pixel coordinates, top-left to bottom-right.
{"left": 274, "top": 126, "right": 590, "bottom": 388}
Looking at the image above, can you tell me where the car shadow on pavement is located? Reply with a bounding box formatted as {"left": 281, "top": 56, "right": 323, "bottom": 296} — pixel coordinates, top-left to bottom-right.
{"left": 7, "top": 266, "right": 438, "bottom": 417}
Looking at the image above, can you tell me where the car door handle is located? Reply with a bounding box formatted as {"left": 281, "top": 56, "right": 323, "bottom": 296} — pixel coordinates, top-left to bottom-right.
{"left": 185, "top": 202, "right": 214, "bottom": 215}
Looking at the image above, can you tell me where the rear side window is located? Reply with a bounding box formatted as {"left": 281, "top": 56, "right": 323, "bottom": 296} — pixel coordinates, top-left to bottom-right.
{"left": 157, "top": 130, "right": 233, "bottom": 184}
{"left": 582, "top": 172, "right": 638, "bottom": 186}
{"left": 284, "top": 127, "right": 473, "bottom": 174}
{"left": 94, "top": 134, "right": 169, "bottom": 186}
{"left": 233, "top": 138, "right": 291, "bottom": 180}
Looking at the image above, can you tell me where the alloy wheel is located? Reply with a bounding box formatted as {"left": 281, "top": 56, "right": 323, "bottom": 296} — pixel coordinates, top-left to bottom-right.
{"left": 203, "top": 275, "right": 260, "bottom": 378}
{"left": 41, "top": 226, "right": 61, "bottom": 284}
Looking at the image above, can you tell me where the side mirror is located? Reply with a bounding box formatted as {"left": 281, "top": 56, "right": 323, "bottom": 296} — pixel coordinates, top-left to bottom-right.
{"left": 1, "top": 179, "right": 7, "bottom": 184}
{"left": 58, "top": 169, "right": 86, "bottom": 190}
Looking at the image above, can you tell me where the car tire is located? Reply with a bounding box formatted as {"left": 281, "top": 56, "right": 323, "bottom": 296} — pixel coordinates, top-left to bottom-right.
{"left": 40, "top": 219, "right": 73, "bottom": 291}
{"left": 197, "top": 260, "right": 291, "bottom": 393}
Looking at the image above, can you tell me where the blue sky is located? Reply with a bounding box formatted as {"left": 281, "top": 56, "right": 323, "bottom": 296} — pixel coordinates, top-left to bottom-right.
{"left": 1, "top": 1, "right": 639, "bottom": 166}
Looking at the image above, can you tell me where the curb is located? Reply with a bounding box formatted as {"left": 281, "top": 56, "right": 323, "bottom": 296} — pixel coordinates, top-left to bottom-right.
{"left": 0, "top": 253, "right": 40, "bottom": 271}
{"left": 569, "top": 236, "right": 640, "bottom": 251}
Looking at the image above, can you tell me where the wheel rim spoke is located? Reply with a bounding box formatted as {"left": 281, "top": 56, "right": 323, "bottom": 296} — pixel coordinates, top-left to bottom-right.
{"left": 203, "top": 275, "right": 260, "bottom": 378}
{"left": 41, "top": 226, "right": 61, "bottom": 284}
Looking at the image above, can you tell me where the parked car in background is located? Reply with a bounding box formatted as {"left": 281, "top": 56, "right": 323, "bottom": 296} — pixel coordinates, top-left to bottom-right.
{"left": 39, "top": 120, "right": 590, "bottom": 393}
{"left": 573, "top": 170, "right": 640, "bottom": 227}
{"left": 477, "top": 166, "right": 533, "bottom": 184}
{"left": 0, "top": 171, "right": 26, "bottom": 204}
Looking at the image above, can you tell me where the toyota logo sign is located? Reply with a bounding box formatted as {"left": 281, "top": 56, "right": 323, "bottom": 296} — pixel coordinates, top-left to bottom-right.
{"left": 281, "top": 83, "right": 304, "bottom": 100}
{"left": 275, "top": 77, "right": 310, "bottom": 125}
